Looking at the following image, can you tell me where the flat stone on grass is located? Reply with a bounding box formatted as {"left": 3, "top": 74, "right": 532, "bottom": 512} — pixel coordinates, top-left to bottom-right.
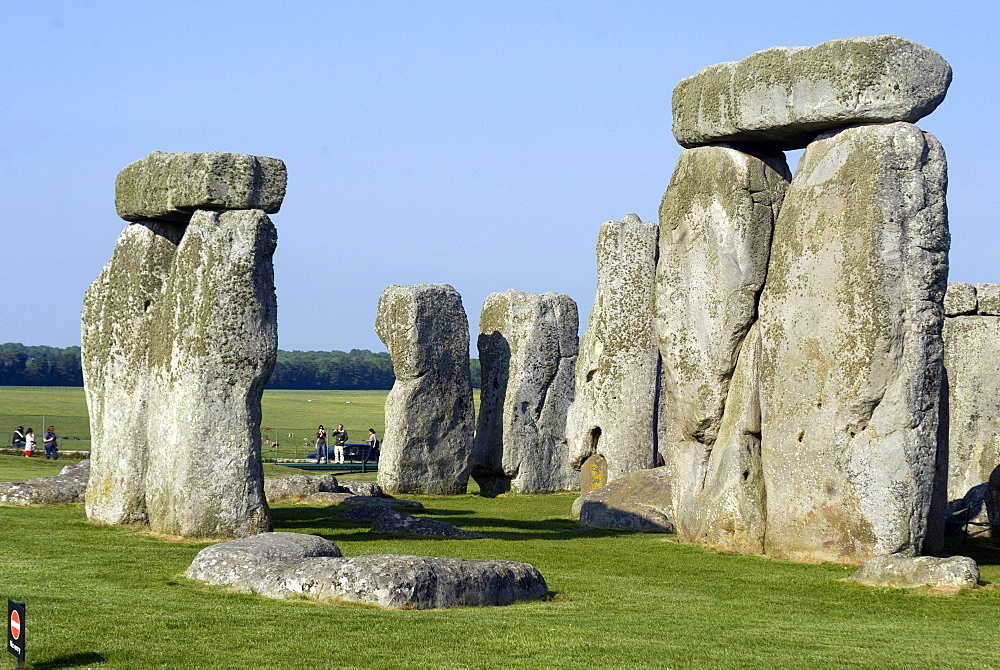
{"left": 187, "top": 533, "right": 546, "bottom": 609}
{"left": 847, "top": 556, "right": 980, "bottom": 589}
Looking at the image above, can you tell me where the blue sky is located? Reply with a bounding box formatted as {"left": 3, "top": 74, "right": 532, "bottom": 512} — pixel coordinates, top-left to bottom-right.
{"left": 2, "top": 1, "right": 997, "bottom": 352}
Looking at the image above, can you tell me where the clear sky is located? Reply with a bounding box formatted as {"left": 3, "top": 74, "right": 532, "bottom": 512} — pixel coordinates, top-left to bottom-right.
{"left": 2, "top": 1, "right": 997, "bottom": 353}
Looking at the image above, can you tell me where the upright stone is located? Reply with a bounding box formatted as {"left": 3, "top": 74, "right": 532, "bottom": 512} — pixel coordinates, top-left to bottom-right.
{"left": 654, "top": 146, "right": 790, "bottom": 532}
{"left": 472, "top": 290, "right": 579, "bottom": 495}
{"left": 82, "top": 220, "right": 184, "bottom": 525}
{"left": 115, "top": 151, "right": 287, "bottom": 222}
{"left": 672, "top": 36, "right": 952, "bottom": 150}
{"left": 942, "top": 291, "right": 1000, "bottom": 532}
{"left": 566, "top": 215, "right": 659, "bottom": 482}
{"left": 757, "top": 122, "right": 949, "bottom": 562}
{"left": 375, "top": 284, "right": 475, "bottom": 495}
{"left": 143, "top": 209, "right": 277, "bottom": 537}
{"left": 685, "top": 323, "right": 767, "bottom": 552}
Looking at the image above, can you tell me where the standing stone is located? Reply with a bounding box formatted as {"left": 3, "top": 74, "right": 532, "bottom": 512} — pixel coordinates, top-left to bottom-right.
{"left": 473, "top": 290, "right": 579, "bottom": 494}
{"left": 685, "top": 323, "right": 767, "bottom": 552}
{"left": 757, "top": 122, "right": 949, "bottom": 562}
{"left": 143, "top": 209, "right": 277, "bottom": 537}
{"left": 375, "top": 284, "right": 474, "bottom": 495}
{"left": 942, "top": 293, "right": 1000, "bottom": 533}
{"left": 672, "top": 36, "right": 952, "bottom": 150}
{"left": 115, "top": 152, "right": 287, "bottom": 222}
{"left": 566, "top": 215, "right": 659, "bottom": 482}
{"left": 83, "top": 221, "right": 184, "bottom": 525}
{"left": 655, "top": 146, "right": 790, "bottom": 532}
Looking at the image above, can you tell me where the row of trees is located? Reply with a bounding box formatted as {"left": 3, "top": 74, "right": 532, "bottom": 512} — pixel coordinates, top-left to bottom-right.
{"left": 0, "top": 343, "right": 482, "bottom": 389}
{"left": 0, "top": 343, "right": 84, "bottom": 386}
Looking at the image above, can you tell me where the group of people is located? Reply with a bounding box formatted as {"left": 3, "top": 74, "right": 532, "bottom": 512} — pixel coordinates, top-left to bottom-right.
{"left": 11, "top": 425, "right": 58, "bottom": 459}
{"left": 314, "top": 424, "right": 379, "bottom": 465}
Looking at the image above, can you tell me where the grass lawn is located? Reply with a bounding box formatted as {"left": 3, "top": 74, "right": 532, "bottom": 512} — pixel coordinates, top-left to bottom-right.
{"left": 2, "top": 453, "right": 1000, "bottom": 668}
{"left": 0, "top": 387, "right": 480, "bottom": 462}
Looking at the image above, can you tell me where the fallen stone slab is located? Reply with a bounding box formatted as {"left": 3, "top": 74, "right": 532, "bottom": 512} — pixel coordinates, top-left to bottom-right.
{"left": 575, "top": 467, "right": 674, "bottom": 532}
{"left": 0, "top": 460, "right": 91, "bottom": 505}
{"left": 115, "top": 151, "right": 287, "bottom": 222}
{"left": 264, "top": 474, "right": 339, "bottom": 502}
{"left": 260, "top": 554, "right": 545, "bottom": 609}
{"left": 847, "top": 555, "right": 980, "bottom": 589}
{"left": 188, "top": 534, "right": 547, "bottom": 609}
{"left": 672, "top": 35, "right": 951, "bottom": 150}
{"left": 334, "top": 499, "right": 425, "bottom": 520}
{"left": 337, "top": 481, "right": 384, "bottom": 497}
{"left": 187, "top": 532, "right": 343, "bottom": 592}
{"left": 370, "top": 511, "right": 488, "bottom": 539}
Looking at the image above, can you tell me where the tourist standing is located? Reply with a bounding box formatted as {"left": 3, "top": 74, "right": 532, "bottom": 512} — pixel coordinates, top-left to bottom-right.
{"left": 43, "top": 425, "right": 58, "bottom": 460}
{"left": 24, "top": 428, "right": 35, "bottom": 457}
{"left": 315, "top": 425, "right": 328, "bottom": 464}
{"left": 332, "top": 424, "right": 348, "bottom": 464}
{"left": 364, "top": 428, "right": 378, "bottom": 466}
{"left": 12, "top": 426, "right": 25, "bottom": 449}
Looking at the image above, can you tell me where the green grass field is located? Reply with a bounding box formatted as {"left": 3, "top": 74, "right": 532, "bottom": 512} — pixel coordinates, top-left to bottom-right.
{"left": 2, "top": 388, "right": 999, "bottom": 667}
{"left": 1, "top": 458, "right": 998, "bottom": 669}
{"left": 0, "top": 386, "right": 479, "bottom": 461}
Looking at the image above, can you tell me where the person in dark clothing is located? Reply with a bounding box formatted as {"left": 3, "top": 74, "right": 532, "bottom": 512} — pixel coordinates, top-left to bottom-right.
{"left": 12, "top": 426, "right": 25, "bottom": 449}
{"left": 315, "top": 425, "right": 328, "bottom": 464}
{"left": 43, "top": 425, "right": 58, "bottom": 460}
{"left": 363, "top": 428, "right": 379, "bottom": 466}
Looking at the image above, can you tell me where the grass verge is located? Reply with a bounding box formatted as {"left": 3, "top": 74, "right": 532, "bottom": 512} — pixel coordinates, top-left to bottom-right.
{"left": 1, "top": 471, "right": 999, "bottom": 668}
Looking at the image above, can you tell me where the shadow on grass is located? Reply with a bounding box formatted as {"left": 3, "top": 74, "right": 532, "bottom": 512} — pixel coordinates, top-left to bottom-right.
{"left": 942, "top": 536, "right": 1000, "bottom": 566}
{"left": 270, "top": 505, "right": 659, "bottom": 542}
{"left": 34, "top": 652, "right": 106, "bottom": 668}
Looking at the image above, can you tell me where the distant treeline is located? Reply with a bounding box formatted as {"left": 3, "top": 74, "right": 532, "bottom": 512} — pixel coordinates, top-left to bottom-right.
{"left": 0, "top": 343, "right": 84, "bottom": 386}
{"left": 0, "top": 343, "right": 482, "bottom": 389}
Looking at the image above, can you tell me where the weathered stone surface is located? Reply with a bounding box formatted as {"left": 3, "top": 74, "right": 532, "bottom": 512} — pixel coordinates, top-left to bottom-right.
{"left": 371, "top": 512, "right": 488, "bottom": 539}
{"left": 655, "top": 146, "right": 790, "bottom": 530}
{"left": 973, "top": 283, "right": 1000, "bottom": 316}
{"left": 942, "top": 315, "right": 1000, "bottom": 533}
{"left": 576, "top": 467, "right": 674, "bottom": 531}
{"left": 375, "top": 284, "right": 474, "bottom": 495}
{"left": 337, "top": 481, "right": 384, "bottom": 497}
{"left": 186, "top": 532, "right": 342, "bottom": 592}
{"left": 673, "top": 36, "right": 952, "bottom": 150}
{"left": 334, "top": 498, "right": 424, "bottom": 521}
{"left": 264, "top": 474, "right": 339, "bottom": 502}
{"left": 473, "top": 290, "right": 579, "bottom": 495}
{"left": 188, "top": 534, "right": 547, "bottom": 609}
{"left": 566, "top": 215, "right": 660, "bottom": 482}
{"left": 83, "top": 221, "right": 184, "bottom": 525}
{"left": 579, "top": 454, "right": 608, "bottom": 493}
{"left": 683, "top": 324, "right": 767, "bottom": 553}
{"left": 757, "top": 122, "right": 949, "bottom": 562}
{"left": 143, "top": 209, "right": 277, "bottom": 538}
{"left": 115, "top": 152, "right": 287, "bottom": 222}
{"left": 847, "top": 555, "right": 979, "bottom": 589}
{"left": 254, "top": 555, "right": 548, "bottom": 609}
{"left": 0, "top": 460, "right": 90, "bottom": 505}
{"left": 943, "top": 282, "right": 977, "bottom": 316}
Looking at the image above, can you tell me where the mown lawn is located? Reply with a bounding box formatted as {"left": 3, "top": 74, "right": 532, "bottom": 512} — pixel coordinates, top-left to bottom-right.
{"left": 1, "top": 453, "right": 999, "bottom": 669}
{"left": 0, "top": 387, "right": 480, "bottom": 462}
